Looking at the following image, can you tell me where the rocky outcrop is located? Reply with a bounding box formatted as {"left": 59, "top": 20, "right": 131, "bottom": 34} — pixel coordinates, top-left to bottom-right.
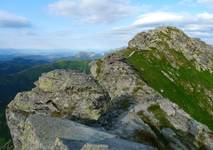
{"left": 6, "top": 70, "right": 110, "bottom": 149}
{"left": 90, "top": 57, "right": 143, "bottom": 99}
{"left": 7, "top": 27, "right": 213, "bottom": 150}
{"left": 20, "top": 114, "right": 155, "bottom": 150}
{"left": 128, "top": 26, "right": 213, "bottom": 72}
{"left": 90, "top": 53, "right": 213, "bottom": 150}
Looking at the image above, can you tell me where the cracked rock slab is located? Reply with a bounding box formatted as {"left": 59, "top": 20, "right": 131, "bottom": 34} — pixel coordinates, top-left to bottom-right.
{"left": 21, "top": 114, "right": 156, "bottom": 150}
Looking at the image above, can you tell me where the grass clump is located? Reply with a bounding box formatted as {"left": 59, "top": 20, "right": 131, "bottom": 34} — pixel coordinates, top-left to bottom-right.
{"left": 148, "top": 104, "right": 173, "bottom": 129}
{"left": 137, "top": 111, "right": 169, "bottom": 149}
{"left": 95, "top": 60, "right": 103, "bottom": 76}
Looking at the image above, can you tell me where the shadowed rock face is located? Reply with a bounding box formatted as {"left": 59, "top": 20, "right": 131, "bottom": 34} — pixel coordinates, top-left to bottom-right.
{"left": 7, "top": 27, "right": 213, "bottom": 150}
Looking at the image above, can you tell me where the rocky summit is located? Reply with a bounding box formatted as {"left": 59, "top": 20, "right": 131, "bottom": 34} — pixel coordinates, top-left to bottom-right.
{"left": 7, "top": 27, "right": 213, "bottom": 150}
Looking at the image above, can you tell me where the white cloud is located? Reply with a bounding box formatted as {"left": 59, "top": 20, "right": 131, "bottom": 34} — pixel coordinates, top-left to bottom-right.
{"left": 133, "top": 12, "right": 185, "bottom": 26}
{"left": 48, "top": 0, "right": 141, "bottom": 23}
{"left": 112, "top": 11, "right": 213, "bottom": 45}
{"left": 179, "top": 0, "right": 213, "bottom": 7}
{"left": 197, "top": 12, "right": 213, "bottom": 20}
{"left": 133, "top": 12, "right": 213, "bottom": 28}
{"left": 0, "top": 11, "right": 30, "bottom": 28}
{"left": 197, "top": 0, "right": 213, "bottom": 6}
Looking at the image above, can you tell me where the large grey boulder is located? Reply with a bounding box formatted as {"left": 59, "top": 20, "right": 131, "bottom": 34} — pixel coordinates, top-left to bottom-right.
{"left": 6, "top": 69, "right": 110, "bottom": 149}
{"left": 19, "top": 114, "right": 156, "bottom": 150}
{"left": 90, "top": 54, "right": 144, "bottom": 99}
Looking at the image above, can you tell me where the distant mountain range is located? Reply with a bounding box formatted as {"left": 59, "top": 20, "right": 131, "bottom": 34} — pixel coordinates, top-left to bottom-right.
{"left": 0, "top": 51, "right": 104, "bottom": 75}
{"left": 0, "top": 49, "right": 106, "bottom": 61}
{"left": 0, "top": 50, "right": 105, "bottom": 105}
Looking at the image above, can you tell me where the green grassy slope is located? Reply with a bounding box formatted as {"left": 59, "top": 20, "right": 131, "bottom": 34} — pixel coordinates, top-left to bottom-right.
{"left": 0, "top": 60, "right": 90, "bottom": 146}
{"left": 124, "top": 48, "right": 213, "bottom": 130}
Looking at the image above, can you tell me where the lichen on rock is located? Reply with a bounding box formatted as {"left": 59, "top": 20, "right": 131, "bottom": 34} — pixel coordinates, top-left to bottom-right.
{"left": 7, "top": 69, "right": 110, "bottom": 149}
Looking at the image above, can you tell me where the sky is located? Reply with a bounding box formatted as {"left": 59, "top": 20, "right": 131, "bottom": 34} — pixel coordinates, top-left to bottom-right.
{"left": 0, "top": 0, "right": 213, "bottom": 51}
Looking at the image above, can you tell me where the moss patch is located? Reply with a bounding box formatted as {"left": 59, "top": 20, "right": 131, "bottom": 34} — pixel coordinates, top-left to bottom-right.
{"left": 137, "top": 111, "right": 169, "bottom": 149}
{"left": 96, "top": 60, "right": 103, "bottom": 76}
{"left": 148, "top": 104, "right": 173, "bottom": 129}
{"left": 134, "top": 129, "right": 163, "bottom": 149}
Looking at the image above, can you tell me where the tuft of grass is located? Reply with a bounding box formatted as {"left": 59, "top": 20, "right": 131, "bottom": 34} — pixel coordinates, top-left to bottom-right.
{"left": 134, "top": 129, "right": 163, "bottom": 149}
{"left": 148, "top": 104, "right": 173, "bottom": 129}
{"left": 137, "top": 111, "right": 169, "bottom": 149}
{"left": 95, "top": 60, "right": 103, "bottom": 76}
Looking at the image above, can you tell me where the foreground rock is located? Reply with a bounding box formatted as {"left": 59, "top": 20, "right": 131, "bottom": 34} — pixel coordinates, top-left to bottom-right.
{"left": 7, "top": 70, "right": 110, "bottom": 149}
{"left": 21, "top": 114, "right": 156, "bottom": 150}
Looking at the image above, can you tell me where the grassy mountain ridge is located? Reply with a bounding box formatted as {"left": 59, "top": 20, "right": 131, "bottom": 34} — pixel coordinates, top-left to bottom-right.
{"left": 124, "top": 28, "right": 213, "bottom": 130}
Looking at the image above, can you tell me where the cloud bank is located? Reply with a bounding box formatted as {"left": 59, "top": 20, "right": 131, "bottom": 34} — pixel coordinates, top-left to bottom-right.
{"left": 48, "top": 0, "right": 140, "bottom": 23}
{"left": 113, "top": 11, "right": 213, "bottom": 44}
{"left": 197, "top": 0, "right": 213, "bottom": 6}
{"left": 180, "top": 0, "right": 213, "bottom": 7}
{"left": 0, "top": 11, "right": 30, "bottom": 28}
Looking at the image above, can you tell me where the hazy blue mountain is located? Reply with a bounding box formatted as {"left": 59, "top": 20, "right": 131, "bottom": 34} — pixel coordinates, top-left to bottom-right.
{"left": 0, "top": 49, "right": 105, "bottom": 62}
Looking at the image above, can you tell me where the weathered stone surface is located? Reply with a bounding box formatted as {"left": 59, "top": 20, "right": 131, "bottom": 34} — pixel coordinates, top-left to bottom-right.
{"left": 6, "top": 69, "right": 110, "bottom": 149}
{"left": 90, "top": 56, "right": 144, "bottom": 99}
{"left": 128, "top": 26, "right": 213, "bottom": 72}
{"left": 90, "top": 53, "right": 213, "bottom": 149}
{"left": 19, "top": 114, "right": 156, "bottom": 150}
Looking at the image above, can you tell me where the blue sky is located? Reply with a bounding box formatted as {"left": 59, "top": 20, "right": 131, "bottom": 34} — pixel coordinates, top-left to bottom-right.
{"left": 0, "top": 0, "right": 213, "bottom": 51}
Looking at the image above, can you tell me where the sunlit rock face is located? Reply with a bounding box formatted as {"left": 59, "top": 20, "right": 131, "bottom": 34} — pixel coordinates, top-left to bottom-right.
{"left": 7, "top": 27, "right": 213, "bottom": 150}
{"left": 6, "top": 70, "right": 110, "bottom": 149}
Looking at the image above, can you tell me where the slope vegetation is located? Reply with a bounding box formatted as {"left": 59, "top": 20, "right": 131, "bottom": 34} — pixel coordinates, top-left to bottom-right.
{"left": 124, "top": 27, "right": 213, "bottom": 130}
